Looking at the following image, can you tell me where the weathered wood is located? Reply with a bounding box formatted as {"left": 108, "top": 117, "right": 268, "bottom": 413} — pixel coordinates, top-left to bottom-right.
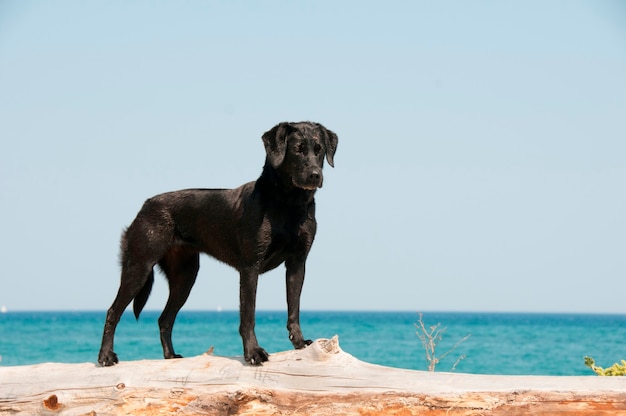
{"left": 1, "top": 336, "right": 625, "bottom": 415}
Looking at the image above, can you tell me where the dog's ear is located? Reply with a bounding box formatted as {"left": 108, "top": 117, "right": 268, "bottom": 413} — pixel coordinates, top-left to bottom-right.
{"left": 262, "top": 122, "right": 292, "bottom": 168}
{"left": 319, "top": 124, "right": 338, "bottom": 167}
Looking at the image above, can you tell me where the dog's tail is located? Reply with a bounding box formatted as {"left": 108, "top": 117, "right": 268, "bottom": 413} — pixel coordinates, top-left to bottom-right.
{"left": 133, "top": 270, "right": 154, "bottom": 320}
{"left": 120, "top": 226, "right": 155, "bottom": 320}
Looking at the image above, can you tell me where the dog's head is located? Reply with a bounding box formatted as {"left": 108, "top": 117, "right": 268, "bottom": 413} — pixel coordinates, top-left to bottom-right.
{"left": 262, "top": 121, "right": 338, "bottom": 190}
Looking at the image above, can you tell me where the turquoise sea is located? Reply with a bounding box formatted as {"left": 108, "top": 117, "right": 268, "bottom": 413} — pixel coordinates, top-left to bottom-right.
{"left": 1, "top": 311, "right": 624, "bottom": 375}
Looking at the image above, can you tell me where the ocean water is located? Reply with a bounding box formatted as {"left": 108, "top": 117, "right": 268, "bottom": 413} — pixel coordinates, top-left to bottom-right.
{"left": 1, "top": 310, "right": 625, "bottom": 375}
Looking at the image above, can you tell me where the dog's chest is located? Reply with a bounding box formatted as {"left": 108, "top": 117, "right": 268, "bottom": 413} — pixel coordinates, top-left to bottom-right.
{"left": 269, "top": 214, "right": 308, "bottom": 248}
{"left": 259, "top": 212, "right": 314, "bottom": 271}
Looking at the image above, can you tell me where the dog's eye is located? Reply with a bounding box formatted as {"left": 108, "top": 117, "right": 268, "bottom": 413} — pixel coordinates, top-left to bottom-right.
{"left": 295, "top": 144, "right": 305, "bottom": 154}
{"left": 313, "top": 144, "right": 322, "bottom": 155}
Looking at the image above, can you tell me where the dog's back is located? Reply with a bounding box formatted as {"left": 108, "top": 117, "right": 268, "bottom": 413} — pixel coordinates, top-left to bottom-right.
{"left": 130, "top": 186, "right": 254, "bottom": 267}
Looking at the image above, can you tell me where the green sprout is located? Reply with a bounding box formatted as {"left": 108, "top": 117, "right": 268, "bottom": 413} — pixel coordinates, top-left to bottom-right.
{"left": 584, "top": 356, "right": 626, "bottom": 376}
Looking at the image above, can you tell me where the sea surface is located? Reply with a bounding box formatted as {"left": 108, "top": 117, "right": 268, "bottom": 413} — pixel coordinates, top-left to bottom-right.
{"left": 1, "top": 311, "right": 625, "bottom": 375}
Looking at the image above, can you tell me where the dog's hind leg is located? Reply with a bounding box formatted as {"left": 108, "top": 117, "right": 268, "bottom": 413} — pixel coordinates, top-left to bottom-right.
{"left": 98, "top": 261, "right": 155, "bottom": 366}
{"left": 158, "top": 248, "right": 200, "bottom": 359}
{"left": 99, "top": 198, "right": 180, "bottom": 366}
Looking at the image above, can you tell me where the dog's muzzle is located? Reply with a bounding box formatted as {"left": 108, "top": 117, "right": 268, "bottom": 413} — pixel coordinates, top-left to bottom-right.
{"left": 294, "top": 170, "right": 323, "bottom": 190}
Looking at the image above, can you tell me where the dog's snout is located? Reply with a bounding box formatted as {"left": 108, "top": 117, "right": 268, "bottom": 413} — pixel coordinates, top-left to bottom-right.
{"left": 309, "top": 171, "right": 321, "bottom": 181}
{"left": 296, "top": 169, "right": 323, "bottom": 190}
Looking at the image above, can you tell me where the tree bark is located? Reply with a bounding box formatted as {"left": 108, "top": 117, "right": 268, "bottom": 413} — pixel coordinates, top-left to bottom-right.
{"left": 1, "top": 336, "right": 625, "bottom": 415}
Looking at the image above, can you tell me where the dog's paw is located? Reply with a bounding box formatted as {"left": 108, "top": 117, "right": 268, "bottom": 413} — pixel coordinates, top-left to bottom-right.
{"left": 165, "top": 353, "right": 184, "bottom": 359}
{"left": 289, "top": 333, "right": 313, "bottom": 349}
{"left": 294, "top": 339, "right": 313, "bottom": 349}
{"left": 246, "top": 347, "right": 269, "bottom": 366}
{"left": 98, "top": 350, "right": 119, "bottom": 367}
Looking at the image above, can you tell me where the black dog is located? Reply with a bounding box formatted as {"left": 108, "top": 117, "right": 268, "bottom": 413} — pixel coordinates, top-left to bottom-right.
{"left": 98, "top": 121, "right": 338, "bottom": 366}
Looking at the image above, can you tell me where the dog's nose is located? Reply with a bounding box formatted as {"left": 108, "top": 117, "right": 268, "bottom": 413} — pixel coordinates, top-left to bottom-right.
{"left": 309, "top": 171, "right": 321, "bottom": 181}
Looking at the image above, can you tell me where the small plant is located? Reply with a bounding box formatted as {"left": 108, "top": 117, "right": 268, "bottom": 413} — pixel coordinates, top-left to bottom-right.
{"left": 584, "top": 356, "right": 626, "bottom": 376}
{"left": 415, "top": 312, "right": 471, "bottom": 372}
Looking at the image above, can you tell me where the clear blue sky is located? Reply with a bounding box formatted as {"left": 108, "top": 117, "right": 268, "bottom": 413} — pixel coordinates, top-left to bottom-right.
{"left": 1, "top": 1, "right": 624, "bottom": 313}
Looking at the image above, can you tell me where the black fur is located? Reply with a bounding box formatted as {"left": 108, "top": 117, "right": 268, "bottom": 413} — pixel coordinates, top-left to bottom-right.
{"left": 98, "top": 121, "right": 338, "bottom": 366}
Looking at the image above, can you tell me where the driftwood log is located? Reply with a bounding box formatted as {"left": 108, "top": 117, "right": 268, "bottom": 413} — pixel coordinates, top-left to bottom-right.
{"left": 1, "top": 336, "right": 625, "bottom": 415}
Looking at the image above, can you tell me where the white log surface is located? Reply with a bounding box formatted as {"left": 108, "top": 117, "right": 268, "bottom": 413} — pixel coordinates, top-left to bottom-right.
{"left": 1, "top": 336, "right": 625, "bottom": 415}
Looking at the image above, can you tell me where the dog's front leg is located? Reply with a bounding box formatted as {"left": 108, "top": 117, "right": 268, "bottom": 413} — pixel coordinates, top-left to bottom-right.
{"left": 239, "top": 267, "right": 269, "bottom": 365}
{"left": 285, "top": 258, "right": 313, "bottom": 350}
